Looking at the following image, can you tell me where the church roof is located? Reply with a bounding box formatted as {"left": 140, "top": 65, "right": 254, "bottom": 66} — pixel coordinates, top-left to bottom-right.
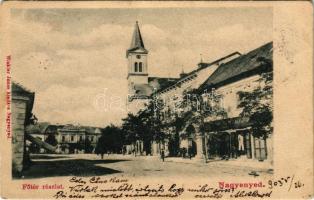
{"left": 126, "top": 22, "right": 148, "bottom": 57}
{"left": 148, "top": 77, "right": 180, "bottom": 91}
{"left": 134, "top": 84, "right": 153, "bottom": 97}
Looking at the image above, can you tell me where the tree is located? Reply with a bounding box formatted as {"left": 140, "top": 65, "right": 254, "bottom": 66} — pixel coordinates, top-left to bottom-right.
{"left": 95, "top": 136, "right": 107, "bottom": 155}
{"left": 121, "top": 113, "right": 141, "bottom": 153}
{"left": 121, "top": 98, "right": 167, "bottom": 156}
{"left": 179, "top": 88, "right": 227, "bottom": 161}
{"left": 84, "top": 137, "right": 93, "bottom": 153}
{"left": 45, "top": 134, "right": 57, "bottom": 146}
{"left": 142, "top": 100, "right": 165, "bottom": 144}
{"left": 237, "top": 71, "right": 273, "bottom": 139}
{"left": 169, "top": 117, "right": 184, "bottom": 156}
{"left": 95, "top": 124, "right": 124, "bottom": 155}
{"left": 179, "top": 88, "right": 226, "bottom": 134}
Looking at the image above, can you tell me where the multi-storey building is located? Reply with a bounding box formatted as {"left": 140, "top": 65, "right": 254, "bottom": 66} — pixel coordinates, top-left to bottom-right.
{"left": 152, "top": 53, "right": 241, "bottom": 156}
{"left": 147, "top": 43, "right": 272, "bottom": 163}
{"left": 199, "top": 42, "right": 273, "bottom": 162}
{"left": 125, "top": 22, "right": 273, "bottom": 163}
{"left": 151, "top": 42, "right": 273, "bottom": 162}
{"left": 54, "top": 125, "right": 102, "bottom": 154}
{"left": 27, "top": 124, "right": 102, "bottom": 154}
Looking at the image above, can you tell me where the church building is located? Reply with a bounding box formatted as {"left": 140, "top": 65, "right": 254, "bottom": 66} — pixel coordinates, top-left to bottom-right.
{"left": 126, "top": 21, "right": 178, "bottom": 114}
{"left": 125, "top": 22, "right": 273, "bottom": 163}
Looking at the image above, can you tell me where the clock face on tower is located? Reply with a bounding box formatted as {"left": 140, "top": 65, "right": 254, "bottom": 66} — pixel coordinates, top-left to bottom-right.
{"left": 136, "top": 55, "right": 141, "bottom": 59}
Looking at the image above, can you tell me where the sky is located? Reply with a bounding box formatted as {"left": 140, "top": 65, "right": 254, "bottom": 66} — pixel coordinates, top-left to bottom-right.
{"left": 10, "top": 7, "right": 272, "bottom": 127}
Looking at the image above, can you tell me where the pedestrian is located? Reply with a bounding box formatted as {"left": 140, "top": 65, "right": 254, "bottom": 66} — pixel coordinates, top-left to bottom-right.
{"left": 101, "top": 153, "right": 104, "bottom": 159}
{"left": 161, "top": 149, "right": 165, "bottom": 162}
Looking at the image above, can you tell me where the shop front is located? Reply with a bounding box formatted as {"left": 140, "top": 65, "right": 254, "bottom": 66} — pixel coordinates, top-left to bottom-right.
{"left": 204, "top": 117, "right": 270, "bottom": 161}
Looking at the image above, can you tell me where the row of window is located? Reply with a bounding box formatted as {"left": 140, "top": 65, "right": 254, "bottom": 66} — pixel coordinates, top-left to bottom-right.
{"left": 61, "top": 135, "right": 95, "bottom": 142}
{"left": 134, "top": 62, "right": 143, "bottom": 72}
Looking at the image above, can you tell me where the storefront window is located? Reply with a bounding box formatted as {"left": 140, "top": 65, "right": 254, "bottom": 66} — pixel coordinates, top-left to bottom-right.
{"left": 254, "top": 137, "right": 267, "bottom": 160}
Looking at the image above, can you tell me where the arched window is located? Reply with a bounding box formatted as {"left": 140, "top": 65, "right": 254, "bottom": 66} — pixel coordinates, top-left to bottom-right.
{"left": 139, "top": 62, "right": 143, "bottom": 72}
{"left": 134, "top": 62, "right": 138, "bottom": 72}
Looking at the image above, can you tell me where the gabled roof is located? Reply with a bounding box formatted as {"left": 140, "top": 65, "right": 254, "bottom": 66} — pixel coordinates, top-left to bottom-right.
{"left": 126, "top": 22, "right": 148, "bottom": 57}
{"left": 12, "top": 81, "right": 34, "bottom": 97}
{"left": 26, "top": 122, "right": 51, "bottom": 135}
{"left": 58, "top": 124, "right": 86, "bottom": 133}
{"left": 154, "top": 52, "right": 241, "bottom": 94}
{"left": 200, "top": 42, "right": 273, "bottom": 91}
{"left": 45, "top": 124, "right": 64, "bottom": 134}
{"left": 12, "top": 82, "right": 35, "bottom": 122}
{"left": 26, "top": 124, "right": 42, "bottom": 135}
{"left": 80, "top": 126, "right": 102, "bottom": 134}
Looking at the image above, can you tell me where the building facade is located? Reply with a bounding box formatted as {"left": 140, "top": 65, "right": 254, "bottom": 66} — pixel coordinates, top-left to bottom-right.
{"left": 54, "top": 125, "right": 102, "bottom": 154}
{"left": 11, "top": 82, "right": 35, "bottom": 176}
{"left": 124, "top": 22, "right": 273, "bottom": 163}
{"left": 26, "top": 124, "right": 102, "bottom": 154}
{"left": 152, "top": 53, "right": 242, "bottom": 157}
{"left": 141, "top": 42, "right": 272, "bottom": 163}
{"left": 170, "top": 42, "right": 273, "bottom": 162}
{"left": 199, "top": 42, "right": 273, "bottom": 162}
{"left": 125, "top": 22, "right": 179, "bottom": 154}
{"left": 126, "top": 22, "right": 179, "bottom": 114}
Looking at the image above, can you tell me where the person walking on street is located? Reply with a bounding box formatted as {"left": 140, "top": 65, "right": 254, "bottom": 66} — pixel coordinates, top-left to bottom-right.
{"left": 161, "top": 149, "right": 165, "bottom": 162}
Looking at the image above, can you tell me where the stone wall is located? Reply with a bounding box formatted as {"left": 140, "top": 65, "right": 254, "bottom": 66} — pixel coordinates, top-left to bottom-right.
{"left": 11, "top": 96, "right": 28, "bottom": 176}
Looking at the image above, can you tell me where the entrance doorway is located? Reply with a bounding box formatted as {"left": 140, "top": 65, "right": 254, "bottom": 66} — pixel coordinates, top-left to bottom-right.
{"left": 254, "top": 137, "right": 267, "bottom": 161}
{"left": 207, "top": 132, "right": 230, "bottom": 159}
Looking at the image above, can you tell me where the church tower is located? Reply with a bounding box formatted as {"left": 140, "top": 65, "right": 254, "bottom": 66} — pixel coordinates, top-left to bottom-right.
{"left": 126, "top": 21, "right": 149, "bottom": 100}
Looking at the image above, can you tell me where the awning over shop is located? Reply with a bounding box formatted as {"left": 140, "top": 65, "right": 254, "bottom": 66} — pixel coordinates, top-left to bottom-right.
{"left": 26, "top": 134, "right": 56, "bottom": 152}
{"left": 203, "top": 117, "right": 251, "bottom": 132}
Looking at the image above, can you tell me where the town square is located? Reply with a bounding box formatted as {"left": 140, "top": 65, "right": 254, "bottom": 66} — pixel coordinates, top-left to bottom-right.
{"left": 9, "top": 7, "right": 273, "bottom": 179}
{"left": 2, "top": 2, "right": 314, "bottom": 199}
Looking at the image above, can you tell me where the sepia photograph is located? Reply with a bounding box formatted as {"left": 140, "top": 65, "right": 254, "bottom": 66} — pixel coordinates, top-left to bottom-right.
{"left": 1, "top": 2, "right": 312, "bottom": 199}
{"left": 9, "top": 6, "right": 273, "bottom": 179}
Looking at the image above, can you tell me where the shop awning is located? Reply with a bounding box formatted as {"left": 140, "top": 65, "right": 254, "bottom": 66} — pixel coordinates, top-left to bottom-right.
{"left": 203, "top": 117, "right": 251, "bottom": 132}
{"left": 26, "top": 134, "right": 56, "bottom": 152}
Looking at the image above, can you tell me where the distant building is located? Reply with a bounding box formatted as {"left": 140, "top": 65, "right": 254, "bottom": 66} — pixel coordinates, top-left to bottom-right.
{"left": 40, "top": 124, "right": 102, "bottom": 154}
{"left": 82, "top": 126, "right": 102, "bottom": 151}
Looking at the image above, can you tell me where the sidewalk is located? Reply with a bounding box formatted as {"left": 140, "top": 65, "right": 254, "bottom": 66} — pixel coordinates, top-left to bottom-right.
{"left": 164, "top": 156, "right": 273, "bottom": 172}
{"left": 51, "top": 153, "right": 272, "bottom": 173}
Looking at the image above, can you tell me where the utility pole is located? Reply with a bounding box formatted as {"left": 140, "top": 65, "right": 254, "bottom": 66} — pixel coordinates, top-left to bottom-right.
{"left": 201, "top": 98, "right": 208, "bottom": 163}
{"left": 198, "top": 91, "right": 208, "bottom": 163}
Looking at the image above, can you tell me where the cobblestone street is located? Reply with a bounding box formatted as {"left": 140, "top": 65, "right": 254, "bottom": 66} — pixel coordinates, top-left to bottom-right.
{"left": 21, "top": 154, "right": 273, "bottom": 179}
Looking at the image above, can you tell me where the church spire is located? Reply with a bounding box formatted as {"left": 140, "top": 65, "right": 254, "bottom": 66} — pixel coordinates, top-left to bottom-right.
{"left": 130, "top": 21, "right": 145, "bottom": 49}
{"left": 127, "top": 21, "right": 148, "bottom": 57}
